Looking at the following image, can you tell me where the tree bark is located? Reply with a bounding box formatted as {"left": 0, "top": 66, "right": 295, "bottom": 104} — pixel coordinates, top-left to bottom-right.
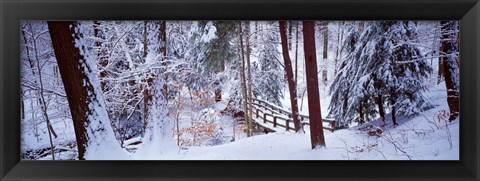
{"left": 359, "top": 102, "right": 364, "bottom": 124}
{"left": 21, "top": 92, "right": 25, "bottom": 119}
{"left": 391, "top": 105, "right": 397, "bottom": 126}
{"left": 48, "top": 21, "right": 122, "bottom": 160}
{"left": 322, "top": 21, "right": 329, "bottom": 82}
{"left": 322, "top": 21, "right": 328, "bottom": 60}
{"left": 159, "top": 21, "right": 168, "bottom": 100}
{"left": 246, "top": 22, "right": 254, "bottom": 137}
{"left": 438, "top": 59, "right": 444, "bottom": 84}
{"left": 288, "top": 21, "right": 293, "bottom": 50}
{"left": 389, "top": 93, "right": 398, "bottom": 126}
{"left": 93, "top": 21, "right": 109, "bottom": 92}
{"left": 280, "top": 21, "right": 302, "bottom": 133}
{"left": 143, "top": 21, "right": 148, "bottom": 60}
{"left": 302, "top": 21, "right": 326, "bottom": 148}
{"left": 334, "top": 21, "right": 344, "bottom": 75}
{"left": 30, "top": 22, "right": 57, "bottom": 159}
{"left": 440, "top": 21, "right": 460, "bottom": 121}
{"left": 238, "top": 21, "right": 251, "bottom": 137}
{"left": 294, "top": 21, "right": 300, "bottom": 87}
{"left": 377, "top": 95, "right": 385, "bottom": 122}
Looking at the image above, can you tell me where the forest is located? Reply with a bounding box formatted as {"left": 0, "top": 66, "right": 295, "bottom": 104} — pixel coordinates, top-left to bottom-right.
{"left": 20, "top": 21, "right": 459, "bottom": 160}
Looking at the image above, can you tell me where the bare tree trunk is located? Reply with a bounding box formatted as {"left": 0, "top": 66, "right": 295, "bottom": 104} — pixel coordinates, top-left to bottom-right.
{"left": 246, "top": 22, "right": 254, "bottom": 137}
{"left": 29, "top": 22, "right": 57, "bottom": 160}
{"left": 322, "top": 21, "right": 328, "bottom": 60}
{"left": 254, "top": 21, "right": 258, "bottom": 48}
{"left": 302, "top": 21, "right": 325, "bottom": 148}
{"left": 440, "top": 21, "right": 460, "bottom": 121}
{"left": 238, "top": 21, "right": 251, "bottom": 137}
{"left": 21, "top": 91, "right": 25, "bottom": 119}
{"left": 391, "top": 104, "right": 397, "bottom": 126}
{"left": 21, "top": 24, "right": 42, "bottom": 107}
{"left": 159, "top": 21, "right": 168, "bottom": 100}
{"left": 322, "top": 21, "right": 329, "bottom": 82}
{"left": 143, "top": 21, "right": 148, "bottom": 60}
{"left": 93, "top": 21, "right": 109, "bottom": 92}
{"left": 431, "top": 22, "right": 439, "bottom": 77}
{"left": 141, "top": 21, "right": 150, "bottom": 131}
{"left": 359, "top": 102, "right": 364, "bottom": 124}
{"left": 334, "top": 21, "right": 344, "bottom": 75}
{"left": 377, "top": 95, "right": 385, "bottom": 122}
{"left": 288, "top": 21, "right": 293, "bottom": 50}
{"left": 390, "top": 94, "right": 398, "bottom": 126}
{"left": 438, "top": 59, "right": 444, "bottom": 84}
{"left": 48, "top": 21, "right": 122, "bottom": 160}
{"left": 342, "top": 92, "right": 348, "bottom": 118}
{"left": 294, "top": 21, "right": 299, "bottom": 87}
{"left": 280, "top": 21, "right": 302, "bottom": 133}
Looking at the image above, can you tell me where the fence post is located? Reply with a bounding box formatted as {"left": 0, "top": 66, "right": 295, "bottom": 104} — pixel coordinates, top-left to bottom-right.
{"left": 286, "top": 119, "right": 290, "bottom": 131}
{"left": 263, "top": 113, "right": 267, "bottom": 123}
{"left": 332, "top": 120, "right": 336, "bottom": 132}
{"left": 256, "top": 108, "right": 259, "bottom": 118}
{"left": 273, "top": 117, "right": 277, "bottom": 127}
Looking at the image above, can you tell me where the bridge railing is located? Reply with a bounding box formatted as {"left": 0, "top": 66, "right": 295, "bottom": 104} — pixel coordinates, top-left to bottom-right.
{"left": 251, "top": 98, "right": 336, "bottom": 132}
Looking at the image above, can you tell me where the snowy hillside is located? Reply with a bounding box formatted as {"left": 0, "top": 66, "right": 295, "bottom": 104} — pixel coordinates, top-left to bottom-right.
{"left": 161, "top": 82, "right": 458, "bottom": 160}
{"left": 20, "top": 20, "right": 459, "bottom": 160}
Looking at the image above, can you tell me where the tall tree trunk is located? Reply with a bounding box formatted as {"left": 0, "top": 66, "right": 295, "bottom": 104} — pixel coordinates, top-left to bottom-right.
{"left": 93, "top": 21, "right": 109, "bottom": 92}
{"left": 22, "top": 24, "right": 41, "bottom": 139}
{"left": 334, "top": 21, "right": 344, "bottom": 75}
{"left": 438, "top": 59, "right": 444, "bottom": 84}
{"left": 431, "top": 22, "right": 439, "bottom": 77}
{"left": 391, "top": 105, "right": 397, "bottom": 126}
{"left": 390, "top": 94, "right": 398, "bottom": 126}
{"left": 377, "top": 95, "right": 385, "bottom": 122}
{"left": 342, "top": 93, "right": 348, "bottom": 118}
{"left": 21, "top": 24, "right": 42, "bottom": 107}
{"left": 440, "top": 21, "right": 460, "bottom": 121}
{"left": 302, "top": 21, "right": 326, "bottom": 148}
{"left": 29, "top": 22, "right": 57, "bottom": 159}
{"left": 143, "top": 21, "right": 148, "bottom": 61}
{"left": 159, "top": 21, "right": 168, "bottom": 100}
{"left": 437, "top": 21, "right": 445, "bottom": 85}
{"left": 254, "top": 21, "right": 258, "bottom": 48}
{"left": 294, "top": 21, "right": 299, "bottom": 87}
{"left": 238, "top": 21, "right": 251, "bottom": 137}
{"left": 142, "top": 21, "right": 150, "bottom": 131}
{"left": 136, "top": 20, "right": 178, "bottom": 157}
{"left": 280, "top": 21, "right": 302, "bottom": 133}
{"left": 20, "top": 91, "right": 25, "bottom": 119}
{"left": 322, "top": 21, "right": 328, "bottom": 60}
{"left": 322, "top": 21, "right": 329, "bottom": 82}
{"left": 288, "top": 21, "right": 293, "bottom": 50}
{"left": 359, "top": 102, "right": 364, "bottom": 124}
{"left": 48, "top": 21, "right": 124, "bottom": 160}
{"left": 246, "top": 22, "right": 254, "bottom": 137}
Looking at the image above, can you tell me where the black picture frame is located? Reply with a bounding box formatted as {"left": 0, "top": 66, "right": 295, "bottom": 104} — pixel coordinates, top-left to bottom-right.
{"left": 1, "top": 0, "right": 479, "bottom": 180}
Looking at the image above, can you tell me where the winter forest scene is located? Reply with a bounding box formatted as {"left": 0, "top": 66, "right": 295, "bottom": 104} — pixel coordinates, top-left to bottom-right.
{"left": 20, "top": 20, "right": 460, "bottom": 160}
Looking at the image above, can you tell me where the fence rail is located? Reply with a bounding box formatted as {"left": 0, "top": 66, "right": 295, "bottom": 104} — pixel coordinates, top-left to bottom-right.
{"left": 251, "top": 98, "right": 336, "bottom": 132}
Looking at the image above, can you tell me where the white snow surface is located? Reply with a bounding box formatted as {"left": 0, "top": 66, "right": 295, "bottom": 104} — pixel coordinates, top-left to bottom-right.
{"left": 128, "top": 82, "right": 458, "bottom": 160}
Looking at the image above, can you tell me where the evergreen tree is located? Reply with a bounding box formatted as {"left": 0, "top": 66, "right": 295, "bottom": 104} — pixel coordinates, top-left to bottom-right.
{"left": 329, "top": 22, "right": 360, "bottom": 127}
{"left": 256, "top": 22, "right": 284, "bottom": 106}
{"left": 329, "top": 21, "right": 432, "bottom": 127}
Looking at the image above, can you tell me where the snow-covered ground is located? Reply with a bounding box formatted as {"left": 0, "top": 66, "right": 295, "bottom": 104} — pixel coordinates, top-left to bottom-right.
{"left": 21, "top": 65, "right": 457, "bottom": 161}
{"left": 137, "top": 82, "right": 459, "bottom": 160}
{"left": 20, "top": 21, "right": 456, "bottom": 160}
{"left": 174, "top": 82, "right": 458, "bottom": 160}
